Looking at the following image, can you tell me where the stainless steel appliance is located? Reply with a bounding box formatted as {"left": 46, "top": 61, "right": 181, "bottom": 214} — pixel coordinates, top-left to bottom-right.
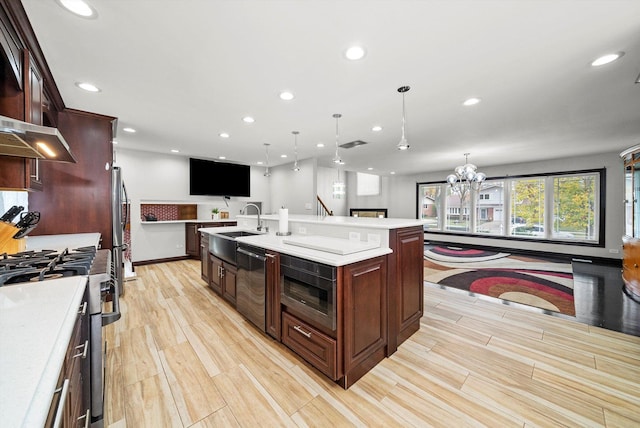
{"left": 236, "top": 243, "right": 267, "bottom": 331}
{"left": 0, "top": 246, "right": 120, "bottom": 427}
{"left": 111, "top": 166, "right": 129, "bottom": 296}
{"left": 280, "top": 254, "right": 337, "bottom": 331}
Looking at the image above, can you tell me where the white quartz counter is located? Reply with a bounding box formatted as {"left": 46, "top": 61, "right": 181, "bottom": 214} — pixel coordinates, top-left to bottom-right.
{"left": 237, "top": 214, "right": 425, "bottom": 230}
{"left": 141, "top": 219, "right": 238, "bottom": 225}
{"left": 0, "top": 276, "right": 88, "bottom": 427}
{"left": 200, "top": 226, "right": 392, "bottom": 266}
{"left": 26, "top": 232, "right": 102, "bottom": 252}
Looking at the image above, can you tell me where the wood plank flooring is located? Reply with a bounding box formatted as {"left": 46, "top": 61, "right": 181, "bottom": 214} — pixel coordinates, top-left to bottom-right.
{"left": 104, "top": 260, "right": 640, "bottom": 427}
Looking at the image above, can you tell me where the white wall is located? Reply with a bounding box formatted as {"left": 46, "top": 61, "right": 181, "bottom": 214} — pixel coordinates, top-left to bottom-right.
{"left": 317, "top": 166, "right": 348, "bottom": 216}
{"left": 115, "top": 148, "right": 270, "bottom": 262}
{"left": 268, "top": 158, "right": 317, "bottom": 214}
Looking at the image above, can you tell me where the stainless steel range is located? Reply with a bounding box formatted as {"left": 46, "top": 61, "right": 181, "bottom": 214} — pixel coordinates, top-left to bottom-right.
{"left": 0, "top": 246, "right": 120, "bottom": 427}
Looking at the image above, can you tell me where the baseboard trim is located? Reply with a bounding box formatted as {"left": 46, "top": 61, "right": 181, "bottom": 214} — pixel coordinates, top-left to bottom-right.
{"left": 133, "top": 255, "right": 191, "bottom": 266}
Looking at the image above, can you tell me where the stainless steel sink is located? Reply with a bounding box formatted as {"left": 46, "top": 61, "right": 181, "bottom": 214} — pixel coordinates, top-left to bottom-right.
{"left": 210, "top": 230, "right": 261, "bottom": 265}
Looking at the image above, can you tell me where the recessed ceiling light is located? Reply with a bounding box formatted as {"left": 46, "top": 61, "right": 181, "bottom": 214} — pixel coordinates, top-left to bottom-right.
{"left": 257, "top": 161, "right": 264, "bottom": 165}
{"left": 367, "top": 167, "right": 374, "bottom": 171}
{"left": 317, "top": 143, "right": 325, "bottom": 148}
{"left": 591, "top": 52, "right": 624, "bottom": 66}
{"left": 122, "top": 127, "right": 136, "bottom": 133}
{"left": 171, "top": 149, "right": 179, "bottom": 153}
{"left": 57, "top": 0, "right": 97, "bottom": 18}
{"left": 242, "top": 116, "right": 255, "bottom": 123}
{"left": 390, "top": 171, "right": 396, "bottom": 175}
{"left": 75, "top": 82, "right": 100, "bottom": 92}
{"left": 463, "top": 97, "right": 481, "bottom": 106}
{"left": 345, "top": 45, "right": 366, "bottom": 60}
{"left": 372, "top": 125, "right": 383, "bottom": 132}
{"left": 219, "top": 132, "right": 229, "bottom": 138}
{"left": 280, "top": 154, "right": 287, "bottom": 158}
{"left": 219, "top": 156, "right": 226, "bottom": 160}
{"left": 279, "top": 91, "right": 294, "bottom": 101}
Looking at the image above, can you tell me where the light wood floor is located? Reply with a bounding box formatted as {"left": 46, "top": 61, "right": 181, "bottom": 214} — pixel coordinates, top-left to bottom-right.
{"left": 104, "top": 260, "right": 640, "bottom": 427}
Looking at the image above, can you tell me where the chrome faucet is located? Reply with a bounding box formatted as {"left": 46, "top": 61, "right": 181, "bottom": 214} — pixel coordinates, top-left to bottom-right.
{"left": 242, "top": 203, "right": 265, "bottom": 231}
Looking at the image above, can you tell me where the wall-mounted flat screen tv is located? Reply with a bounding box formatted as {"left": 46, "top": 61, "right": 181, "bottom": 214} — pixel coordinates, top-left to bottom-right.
{"left": 189, "top": 157, "right": 251, "bottom": 197}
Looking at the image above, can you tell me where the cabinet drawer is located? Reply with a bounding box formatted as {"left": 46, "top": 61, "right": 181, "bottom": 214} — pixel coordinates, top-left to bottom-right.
{"left": 282, "top": 312, "right": 338, "bottom": 380}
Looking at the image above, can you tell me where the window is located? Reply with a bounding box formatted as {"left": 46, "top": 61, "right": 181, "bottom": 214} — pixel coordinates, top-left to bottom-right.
{"left": 417, "top": 169, "right": 603, "bottom": 245}
{"left": 356, "top": 172, "right": 380, "bottom": 196}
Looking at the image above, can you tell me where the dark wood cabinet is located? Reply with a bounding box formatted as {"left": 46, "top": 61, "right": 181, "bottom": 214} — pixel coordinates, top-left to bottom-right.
{"left": 45, "top": 286, "right": 89, "bottom": 428}
{"left": 200, "top": 233, "right": 209, "bottom": 282}
{"left": 265, "top": 250, "right": 280, "bottom": 340}
{"left": 387, "top": 226, "right": 424, "bottom": 354}
{"left": 342, "top": 256, "right": 387, "bottom": 388}
{"left": 186, "top": 222, "right": 237, "bottom": 259}
{"left": 208, "top": 253, "right": 237, "bottom": 305}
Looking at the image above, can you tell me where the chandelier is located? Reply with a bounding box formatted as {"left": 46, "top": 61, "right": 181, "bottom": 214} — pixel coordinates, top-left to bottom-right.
{"left": 446, "top": 153, "right": 486, "bottom": 193}
{"left": 291, "top": 131, "right": 300, "bottom": 172}
{"left": 397, "top": 86, "right": 410, "bottom": 150}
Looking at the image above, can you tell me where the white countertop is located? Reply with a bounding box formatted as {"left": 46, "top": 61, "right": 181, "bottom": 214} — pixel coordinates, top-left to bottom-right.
{"left": 200, "top": 226, "right": 392, "bottom": 266}
{"left": 0, "top": 276, "right": 88, "bottom": 427}
{"left": 141, "top": 219, "right": 237, "bottom": 224}
{"left": 238, "top": 214, "right": 425, "bottom": 230}
{"left": 26, "top": 232, "right": 102, "bottom": 251}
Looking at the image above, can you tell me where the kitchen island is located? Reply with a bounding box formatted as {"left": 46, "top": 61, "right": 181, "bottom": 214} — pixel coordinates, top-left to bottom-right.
{"left": 200, "top": 215, "right": 424, "bottom": 388}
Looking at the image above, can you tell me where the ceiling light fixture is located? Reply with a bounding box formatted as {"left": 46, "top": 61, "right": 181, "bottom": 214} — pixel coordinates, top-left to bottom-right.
{"left": 219, "top": 156, "right": 226, "bottom": 160}
{"left": 446, "top": 153, "right": 486, "bottom": 198}
{"left": 122, "top": 127, "right": 136, "bottom": 133}
{"left": 75, "top": 82, "right": 100, "bottom": 92}
{"left": 263, "top": 143, "right": 271, "bottom": 177}
{"left": 219, "top": 132, "right": 229, "bottom": 138}
{"left": 279, "top": 91, "right": 294, "bottom": 101}
{"left": 280, "top": 154, "right": 287, "bottom": 158}
{"left": 332, "top": 113, "right": 344, "bottom": 165}
{"left": 171, "top": 149, "right": 179, "bottom": 153}
{"left": 591, "top": 52, "right": 624, "bottom": 66}
{"left": 463, "top": 97, "right": 481, "bottom": 106}
{"left": 242, "top": 116, "right": 255, "bottom": 123}
{"left": 292, "top": 131, "right": 300, "bottom": 172}
{"left": 372, "top": 125, "right": 383, "bottom": 132}
{"left": 57, "top": 0, "right": 97, "bottom": 18}
{"left": 345, "top": 45, "right": 366, "bottom": 60}
{"left": 397, "top": 86, "right": 410, "bottom": 150}
{"left": 317, "top": 143, "right": 325, "bottom": 148}
{"left": 635, "top": 72, "right": 640, "bottom": 84}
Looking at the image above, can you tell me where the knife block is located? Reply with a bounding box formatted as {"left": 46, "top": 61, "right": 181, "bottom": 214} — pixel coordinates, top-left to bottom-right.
{"left": 0, "top": 222, "right": 26, "bottom": 254}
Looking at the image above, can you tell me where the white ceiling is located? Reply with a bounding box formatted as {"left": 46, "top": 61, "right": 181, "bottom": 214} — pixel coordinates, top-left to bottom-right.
{"left": 21, "top": 0, "right": 640, "bottom": 176}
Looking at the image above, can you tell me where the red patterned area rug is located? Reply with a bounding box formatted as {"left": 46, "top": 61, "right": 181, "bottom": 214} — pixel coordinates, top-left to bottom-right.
{"left": 424, "top": 246, "right": 575, "bottom": 316}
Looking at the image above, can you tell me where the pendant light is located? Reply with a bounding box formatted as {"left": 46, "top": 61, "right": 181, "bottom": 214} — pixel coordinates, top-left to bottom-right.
{"left": 397, "top": 85, "right": 410, "bottom": 150}
{"left": 332, "top": 113, "right": 344, "bottom": 165}
{"left": 263, "top": 143, "right": 271, "bottom": 177}
{"left": 446, "top": 152, "right": 486, "bottom": 194}
{"left": 292, "top": 131, "right": 300, "bottom": 172}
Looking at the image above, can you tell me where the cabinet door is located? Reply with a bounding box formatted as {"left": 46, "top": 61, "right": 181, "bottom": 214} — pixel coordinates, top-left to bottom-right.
{"left": 200, "top": 234, "right": 209, "bottom": 282}
{"left": 343, "top": 256, "right": 387, "bottom": 374}
{"left": 209, "top": 255, "right": 223, "bottom": 295}
{"left": 222, "top": 262, "right": 237, "bottom": 305}
{"left": 388, "top": 226, "right": 424, "bottom": 352}
{"left": 265, "top": 251, "right": 281, "bottom": 340}
{"left": 185, "top": 223, "right": 199, "bottom": 257}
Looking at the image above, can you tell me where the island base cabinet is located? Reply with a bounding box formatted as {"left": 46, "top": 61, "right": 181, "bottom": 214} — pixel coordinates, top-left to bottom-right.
{"left": 208, "top": 253, "right": 237, "bottom": 306}
{"left": 282, "top": 312, "right": 338, "bottom": 380}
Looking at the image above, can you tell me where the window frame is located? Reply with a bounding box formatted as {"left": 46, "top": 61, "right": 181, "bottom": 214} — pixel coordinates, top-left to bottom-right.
{"left": 416, "top": 168, "right": 605, "bottom": 247}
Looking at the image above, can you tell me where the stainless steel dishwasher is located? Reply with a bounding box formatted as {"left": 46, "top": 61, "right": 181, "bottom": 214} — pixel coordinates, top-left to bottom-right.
{"left": 236, "top": 243, "right": 267, "bottom": 331}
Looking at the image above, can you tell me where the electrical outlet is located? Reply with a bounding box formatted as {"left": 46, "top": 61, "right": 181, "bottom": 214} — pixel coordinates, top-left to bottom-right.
{"left": 305, "top": 202, "right": 312, "bottom": 210}
{"left": 298, "top": 226, "right": 307, "bottom": 234}
{"left": 609, "top": 248, "right": 620, "bottom": 254}
{"left": 367, "top": 233, "right": 381, "bottom": 244}
{"left": 176, "top": 244, "right": 184, "bottom": 248}
{"left": 349, "top": 232, "right": 361, "bottom": 241}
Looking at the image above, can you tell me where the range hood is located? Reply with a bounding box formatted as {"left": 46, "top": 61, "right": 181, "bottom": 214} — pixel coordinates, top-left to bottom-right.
{"left": 0, "top": 115, "right": 76, "bottom": 163}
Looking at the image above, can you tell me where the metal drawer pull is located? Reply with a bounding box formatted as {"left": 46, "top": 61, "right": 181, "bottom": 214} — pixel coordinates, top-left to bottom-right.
{"left": 78, "top": 301, "right": 87, "bottom": 316}
{"left": 293, "top": 325, "right": 312, "bottom": 338}
{"left": 52, "top": 378, "right": 70, "bottom": 428}
{"left": 73, "top": 340, "right": 89, "bottom": 359}
{"left": 78, "top": 408, "right": 91, "bottom": 428}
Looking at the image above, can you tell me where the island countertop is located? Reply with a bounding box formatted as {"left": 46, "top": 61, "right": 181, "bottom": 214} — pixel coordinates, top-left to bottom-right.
{"left": 237, "top": 214, "right": 425, "bottom": 230}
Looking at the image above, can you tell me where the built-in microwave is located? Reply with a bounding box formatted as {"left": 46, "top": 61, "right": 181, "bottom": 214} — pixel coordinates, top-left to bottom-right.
{"left": 280, "top": 254, "right": 337, "bottom": 331}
